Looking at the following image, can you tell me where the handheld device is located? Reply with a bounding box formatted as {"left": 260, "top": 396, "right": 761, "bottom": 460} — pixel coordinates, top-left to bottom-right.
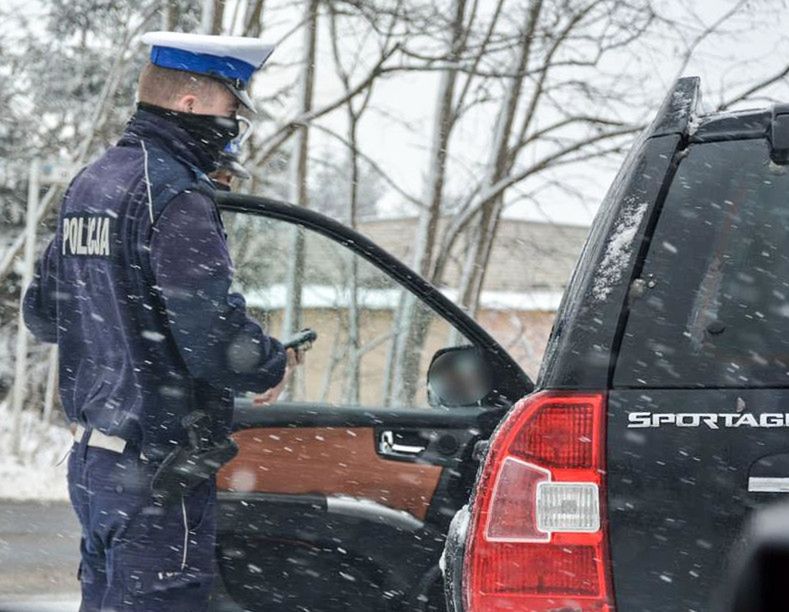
{"left": 283, "top": 328, "right": 317, "bottom": 351}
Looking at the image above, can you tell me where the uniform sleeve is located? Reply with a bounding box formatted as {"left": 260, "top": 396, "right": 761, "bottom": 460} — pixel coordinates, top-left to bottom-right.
{"left": 149, "top": 190, "right": 286, "bottom": 393}
{"left": 23, "top": 239, "right": 59, "bottom": 344}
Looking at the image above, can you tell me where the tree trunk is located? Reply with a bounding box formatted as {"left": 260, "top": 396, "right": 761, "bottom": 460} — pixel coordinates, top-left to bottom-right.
{"left": 343, "top": 110, "right": 362, "bottom": 405}
{"left": 243, "top": 0, "right": 266, "bottom": 37}
{"left": 388, "top": 0, "right": 468, "bottom": 407}
{"left": 161, "top": 0, "right": 178, "bottom": 30}
{"left": 200, "top": 0, "right": 214, "bottom": 34}
{"left": 412, "top": 0, "right": 467, "bottom": 279}
{"left": 447, "top": 0, "right": 543, "bottom": 315}
{"left": 282, "top": 0, "right": 319, "bottom": 396}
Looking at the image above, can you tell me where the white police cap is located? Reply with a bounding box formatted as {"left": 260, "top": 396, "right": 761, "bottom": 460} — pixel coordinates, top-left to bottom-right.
{"left": 140, "top": 31, "right": 275, "bottom": 113}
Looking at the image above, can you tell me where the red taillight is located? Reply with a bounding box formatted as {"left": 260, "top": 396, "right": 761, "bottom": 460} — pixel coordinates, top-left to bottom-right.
{"left": 464, "top": 391, "right": 613, "bottom": 611}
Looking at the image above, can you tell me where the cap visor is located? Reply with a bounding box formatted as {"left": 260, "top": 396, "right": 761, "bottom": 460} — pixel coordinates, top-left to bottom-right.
{"left": 227, "top": 85, "right": 257, "bottom": 113}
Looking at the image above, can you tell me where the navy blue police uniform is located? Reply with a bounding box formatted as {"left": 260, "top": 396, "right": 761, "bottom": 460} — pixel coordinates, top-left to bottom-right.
{"left": 23, "top": 32, "right": 280, "bottom": 611}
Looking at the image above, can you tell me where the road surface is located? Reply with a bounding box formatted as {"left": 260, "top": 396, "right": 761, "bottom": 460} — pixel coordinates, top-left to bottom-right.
{"left": 0, "top": 501, "right": 80, "bottom": 612}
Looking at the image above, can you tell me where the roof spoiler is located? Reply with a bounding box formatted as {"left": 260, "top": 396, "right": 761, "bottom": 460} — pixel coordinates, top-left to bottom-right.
{"left": 770, "top": 104, "right": 789, "bottom": 164}
{"left": 649, "top": 76, "right": 701, "bottom": 138}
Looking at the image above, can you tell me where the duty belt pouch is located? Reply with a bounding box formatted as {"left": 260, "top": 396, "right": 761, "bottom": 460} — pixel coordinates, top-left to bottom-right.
{"left": 151, "top": 411, "right": 238, "bottom": 503}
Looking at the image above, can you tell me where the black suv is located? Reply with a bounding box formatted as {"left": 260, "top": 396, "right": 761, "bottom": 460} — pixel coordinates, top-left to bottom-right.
{"left": 442, "top": 76, "right": 789, "bottom": 612}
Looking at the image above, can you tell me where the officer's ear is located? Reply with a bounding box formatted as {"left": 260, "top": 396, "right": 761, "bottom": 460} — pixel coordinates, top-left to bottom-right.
{"left": 174, "top": 94, "right": 198, "bottom": 114}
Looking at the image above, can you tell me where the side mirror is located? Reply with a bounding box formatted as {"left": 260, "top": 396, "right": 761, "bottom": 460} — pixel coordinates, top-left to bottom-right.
{"left": 426, "top": 346, "right": 492, "bottom": 408}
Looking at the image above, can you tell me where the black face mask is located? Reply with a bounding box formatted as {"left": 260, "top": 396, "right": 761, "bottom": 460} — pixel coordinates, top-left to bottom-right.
{"left": 137, "top": 102, "right": 240, "bottom": 163}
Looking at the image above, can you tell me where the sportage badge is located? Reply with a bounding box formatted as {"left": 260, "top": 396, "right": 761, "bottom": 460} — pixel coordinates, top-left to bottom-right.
{"left": 628, "top": 412, "right": 789, "bottom": 429}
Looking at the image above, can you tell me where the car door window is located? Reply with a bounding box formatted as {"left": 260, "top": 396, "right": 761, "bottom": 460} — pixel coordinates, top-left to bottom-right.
{"left": 222, "top": 210, "right": 472, "bottom": 408}
{"left": 615, "top": 138, "right": 789, "bottom": 387}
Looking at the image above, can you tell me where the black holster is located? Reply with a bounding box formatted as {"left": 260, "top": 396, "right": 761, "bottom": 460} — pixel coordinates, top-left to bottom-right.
{"left": 150, "top": 411, "right": 238, "bottom": 503}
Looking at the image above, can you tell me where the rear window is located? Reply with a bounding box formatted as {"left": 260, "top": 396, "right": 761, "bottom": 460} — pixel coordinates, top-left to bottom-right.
{"left": 615, "top": 138, "right": 789, "bottom": 387}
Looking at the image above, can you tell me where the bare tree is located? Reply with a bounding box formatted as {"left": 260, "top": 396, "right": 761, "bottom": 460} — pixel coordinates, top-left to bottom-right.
{"left": 280, "top": 0, "right": 319, "bottom": 399}
{"left": 326, "top": 0, "right": 402, "bottom": 403}
{"left": 387, "top": 0, "right": 474, "bottom": 405}
{"left": 201, "top": 0, "right": 226, "bottom": 34}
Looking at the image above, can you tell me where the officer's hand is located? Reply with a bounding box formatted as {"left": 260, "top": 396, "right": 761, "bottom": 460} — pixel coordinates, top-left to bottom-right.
{"left": 287, "top": 347, "right": 305, "bottom": 368}
{"left": 252, "top": 375, "right": 286, "bottom": 406}
{"left": 252, "top": 385, "right": 280, "bottom": 406}
{"left": 251, "top": 353, "right": 300, "bottom": 407}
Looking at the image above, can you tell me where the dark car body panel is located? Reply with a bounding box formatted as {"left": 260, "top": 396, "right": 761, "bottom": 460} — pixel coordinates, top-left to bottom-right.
{"left": 536, "top": 80, "right": 703, "bottom": 392}
{"left": 537, "top": 131, "right": 682, "bottom": 391}
{"left": 606, "top": 389, "right": 789, "bottom": 611}
{"left": 606, "top": 126, "right": 789, "bottom": 608}
{"left": 444, "top": 77, "right": 789, "bottom": 612}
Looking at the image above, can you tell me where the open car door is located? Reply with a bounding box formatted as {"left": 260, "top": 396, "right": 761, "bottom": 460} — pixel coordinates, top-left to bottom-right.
{"left": 209, "top": 193, "right": 532, "bottom": 612}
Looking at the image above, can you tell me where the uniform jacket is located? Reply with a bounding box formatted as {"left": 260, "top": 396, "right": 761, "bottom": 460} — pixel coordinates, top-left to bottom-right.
{"left": 23, "top": 109, "right": 286, "bottom": 459}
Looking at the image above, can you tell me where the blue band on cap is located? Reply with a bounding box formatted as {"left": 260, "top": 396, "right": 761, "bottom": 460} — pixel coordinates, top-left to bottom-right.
{"left": 150, "top": 46, "right": 255, "bottom": 87}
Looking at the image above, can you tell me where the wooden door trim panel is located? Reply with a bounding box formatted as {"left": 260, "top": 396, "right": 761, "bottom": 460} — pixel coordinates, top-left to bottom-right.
{"left": 217, "top": 427, "right": 443, "bottom": 520}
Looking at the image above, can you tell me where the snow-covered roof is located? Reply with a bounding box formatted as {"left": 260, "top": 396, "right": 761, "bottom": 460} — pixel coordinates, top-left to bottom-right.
{"left": 244, "top": 284, "right": 563, "bottom": 312}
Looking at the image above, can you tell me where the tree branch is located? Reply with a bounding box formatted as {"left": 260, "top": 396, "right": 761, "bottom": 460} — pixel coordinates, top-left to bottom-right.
{"left": 250, "top": 42, "right": 400, "bottom": 169}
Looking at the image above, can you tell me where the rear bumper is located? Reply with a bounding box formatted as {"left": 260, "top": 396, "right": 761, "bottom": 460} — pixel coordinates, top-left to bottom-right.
{"left": 442, "top": 504, "right": 470, "bottom": 612}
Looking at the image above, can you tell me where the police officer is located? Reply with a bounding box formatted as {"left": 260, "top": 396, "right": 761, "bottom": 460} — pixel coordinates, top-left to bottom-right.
{"left": 23, "top": 32, "right": 296, "bottom": 611}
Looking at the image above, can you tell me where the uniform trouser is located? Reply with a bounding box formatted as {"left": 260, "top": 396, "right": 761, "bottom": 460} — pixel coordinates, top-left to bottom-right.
{"left": 67, "top": 432, "right": 216, "bottom": 611}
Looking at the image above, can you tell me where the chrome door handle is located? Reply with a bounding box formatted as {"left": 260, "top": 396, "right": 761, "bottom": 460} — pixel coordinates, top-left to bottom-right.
{"left": 379, "top": 430, "right": 426, "bottom": 456}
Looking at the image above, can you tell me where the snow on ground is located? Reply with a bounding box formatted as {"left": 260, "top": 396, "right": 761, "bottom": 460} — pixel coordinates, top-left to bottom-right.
{"left": 0, "top": 597, "right": 80, "bottom": 612}
{"left": 0, "top": 402, "right": 71, "bottom": 501}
